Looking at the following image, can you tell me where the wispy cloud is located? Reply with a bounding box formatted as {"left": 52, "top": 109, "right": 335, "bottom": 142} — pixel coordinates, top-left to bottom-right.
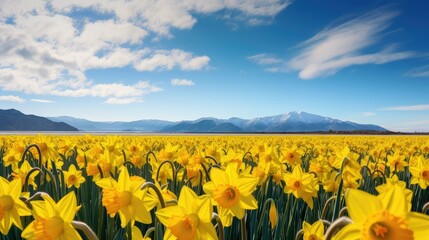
{"left": 249, "top": 8, "right": 414, "bottom": 79}
{"left": 171, "top": 79, "right": 195, "bottom": 86}
{"left": 105, "top": 97, "right": 143, "bottom": 105}
{"left": 248, "top": 54, "right": 283, "bottom": 65}
{"left": 30, "top": 99, "right": 55, "bottom": 103}
{"left": 361, "top": 112, "right": 375, "bottom": 117}
{"left": 289, "top": 8, "right": 414, "bottom": 79}
{"left": 380, "top": 104, "right": 429, "bottom": 111}
{"left": 406, "top": 65, "right": 429, "bottom": 77}
{"left": 0, "top": 95, "right": 25, "bottom": 103}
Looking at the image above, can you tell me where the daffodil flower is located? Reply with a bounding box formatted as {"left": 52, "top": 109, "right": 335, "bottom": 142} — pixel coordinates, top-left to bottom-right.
{"left": 203, "top": 163, "right": 258, "bottom": 227}
{"left": 302, "top": 220, "right": 324, "bottom": 240}
{"left": 333, "top": 185, "right": 429, "bottom": 239}
{"left": 63, "top": 164, "right": 85, "bottom": 189}
{"left": 21, "top": 191, "right": 81, "bottom": 240}
{"left": 0, "top": 178, "right": 31, "bottom": 235}
{"left": 283, "top": 165, "right": 319, "bottom": 209}
{"left": 156, "top": 186, "right": 218, "bottom": 240}
{"left": 96, "top": 167, "right": 153, "bottom": 228}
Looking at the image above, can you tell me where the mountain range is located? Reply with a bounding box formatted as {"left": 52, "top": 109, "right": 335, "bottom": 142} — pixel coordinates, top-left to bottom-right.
{"left": 0, "top": 109, "right": 78, "bottom": 131}
{"left": 48, "top": 111, "right": 387, "bottom": 133}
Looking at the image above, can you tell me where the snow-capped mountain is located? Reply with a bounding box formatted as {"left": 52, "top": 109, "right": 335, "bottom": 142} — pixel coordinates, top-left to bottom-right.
{"left": 48, "top": 111, "right": 387, "bottom": 132}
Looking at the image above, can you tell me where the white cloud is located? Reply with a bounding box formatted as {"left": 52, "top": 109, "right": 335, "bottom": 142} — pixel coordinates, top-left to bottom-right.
{"left": 171, "top": 79, "right": 195, "bottom": 86}
{"left": 0, "top": 0, "right": 289, "bottom": 102}
{"left": 380, "top": 104, "right": 429, "bottom": 111}
{"left": 249, "top": 8, "right": 414, "bottom": 79}
{"left": 289, "top": 9, "right": 414, "bottom": 79}
{"left": 134, "top": 49, "right": 210, "bottom": 71}
{"left": 105, "top": 97, "right": 143, "bottom": 105}
{"left": 0, "top": 95, "right": 25, "bottom": 103}
{"left": 361, "top": 112, "right": 375, "bottom": 117}
{"left": 248, "top": 54, "right": 283, "bottom": 65}
{"left": 406, "top": 65, "right": 429, "bottom": 77}
{"left": 30, "top": 99, "right": 55, "bottom": 103}
{"left": 48, "top": 0, "right": 291, "bottom": 35}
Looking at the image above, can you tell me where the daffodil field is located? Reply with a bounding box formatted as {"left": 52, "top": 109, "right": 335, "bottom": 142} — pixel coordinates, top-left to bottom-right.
{"left": 1, "top": 135, "right": 429, "bottom": 240}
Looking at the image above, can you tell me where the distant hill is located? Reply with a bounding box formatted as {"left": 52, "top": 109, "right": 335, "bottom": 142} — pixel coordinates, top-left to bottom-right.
{"left": 49, "top": 111, "right": 387, "bottom": 133}
{"left": 48, "top": 116, "right": 173, "bottom": 132}
{"left": 0, "top": 109, "right": 78, "bottom": 131}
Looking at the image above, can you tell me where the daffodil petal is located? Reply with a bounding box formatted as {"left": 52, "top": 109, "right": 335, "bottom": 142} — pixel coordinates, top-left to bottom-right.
{"left": 236, "top": 176, "right": 257, "bottom": 196}
{"left": 178, "top": 186, "right": 199, "bottom": 213}
{"left": 203, "top": 182, "right": 215, "bottom": 195}
{"left": 239, "top": 195, "right": 257, "bottom": 210}
{"left": 407, "top": 212, "right": 429, "bottom": 240}
{"left": 377, "top": 185, "right": 408, "bottom": 217}
{"left": 346, "top": 189, "right": 382, "bottom": 223}
{"left": 57, "top": 192, "right": 78, "bottom": 222}
{"left": 210, "top": 168, "right": 227, "bottom": 185}
{"left": 332, "top": 223, "right": 360, "bottom": 240}
{"left": 198, "top": 196, "right": 212, "bottom": 223}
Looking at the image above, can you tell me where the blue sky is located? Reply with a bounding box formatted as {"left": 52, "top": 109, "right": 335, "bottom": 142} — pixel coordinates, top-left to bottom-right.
{"left": 0, "top": 0, "right": 429, "bottom": 132}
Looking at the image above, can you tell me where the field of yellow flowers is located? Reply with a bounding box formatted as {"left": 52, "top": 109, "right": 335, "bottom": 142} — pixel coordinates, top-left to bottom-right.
{"left": 1, "top": 134, "right": 429, "bottom": 240}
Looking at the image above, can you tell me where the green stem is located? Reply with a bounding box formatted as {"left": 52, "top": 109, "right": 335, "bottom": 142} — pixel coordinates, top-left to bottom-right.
{"left": 72, "top": 221, "right": 99, "bottom": 240}
{"left": 241, "top": 212, "right": 247, "bottom": 240}
{"left": 212, "top": 213, "right": 224, "bottom": 240}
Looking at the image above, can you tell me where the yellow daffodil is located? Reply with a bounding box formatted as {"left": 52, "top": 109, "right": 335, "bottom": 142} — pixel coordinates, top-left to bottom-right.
{"left": 0, "top": 178, "right": 31, "bottom": 234}
{"left": 21, "top": 191, "right": 81, "bottom": 240}
{"left": 63, "top": 164, "right": 85, "bottom": 188}
{"left": 387, "top": 152, "right": 408, "bottom": 173}
{"left": 333, "top": 185, "right": 429, "bottom": 240}
{"left": 409, "top": 155, "right": 429, "bottom": 189}
{"left": 283, "top": 165, "right": 319, "bottom": 209}
{"left": 156, "top": 186, "right": 218, "bottom": 240}
{"left": 302, "top": 220, "right": 324, "bottom": 240}
{"left": 11, "top": 160, "right": 39, "bottom": 188}
{"left": 203, "top": 163, "right": 258, "bottom": 227}
{"left": 281, "top": 147, "right": 302, "bottom": 166}
{"left": 96, "top": 167, "right": 153, "bottom": 228}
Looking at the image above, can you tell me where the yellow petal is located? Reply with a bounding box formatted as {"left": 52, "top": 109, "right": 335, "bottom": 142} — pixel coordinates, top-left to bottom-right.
{"left": 96, "top": 178, "right": 117, "bottom": 189}
{"left": 21, "top": 220, "right": 36, "bottom": 239}
{"left": 133, "top": 196, "right": 152, "bottom": 224}
{"left": 236, "top": 176, "right": 258, "bottom": 196}
{"left": 332, "top": 223, "right": 360, "bottom": 240}
{"left": 210, "top": 168, "right": 227, "bottom": 186}
{"left": 225, "top": 163, "right": 239, "bottom": 183}
{"left": 203, "top": 182, "right": 215, "bottom": 195}
{"left": 178, "top": 186, "right": 199, "bottom": 213}
{"left": 229, "top": 203, "right": 245, "bottom": 219}
{"left": 312, "top": 220, "right": 324, "bottom": 237}
{"left": 346, "top": 189, "right": 382, "bottom": 223}
{"left": 407, "top": 212, "right": 429, "bottom": 240}
{"left": 57, "top": 192, "right": 78, "bottom": 222}
{"left": 8, "top": 178, "right": 21, "bottom": 199}
{"left": 197, "top": 196, "right": 212, "bottom": 223}
{"left": 218, "top": 207, "right": 233, "bottom": 227}
{"left": 377, "top": 185, "right": 408, "bottom": 217}
{"left": 118, "top": 167, "right": 130, "bottom": 191}
{"left": 198, "top": 222, "right": 218, "bottom": 240}
{"left": 156, "top": 206, "right": 180, "bottom": 226}
{"left": 239, "top": 195, "right": 257, "bottom": 210}
{"left": 132, "top": 226, "right": 144, "bottom": 240}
